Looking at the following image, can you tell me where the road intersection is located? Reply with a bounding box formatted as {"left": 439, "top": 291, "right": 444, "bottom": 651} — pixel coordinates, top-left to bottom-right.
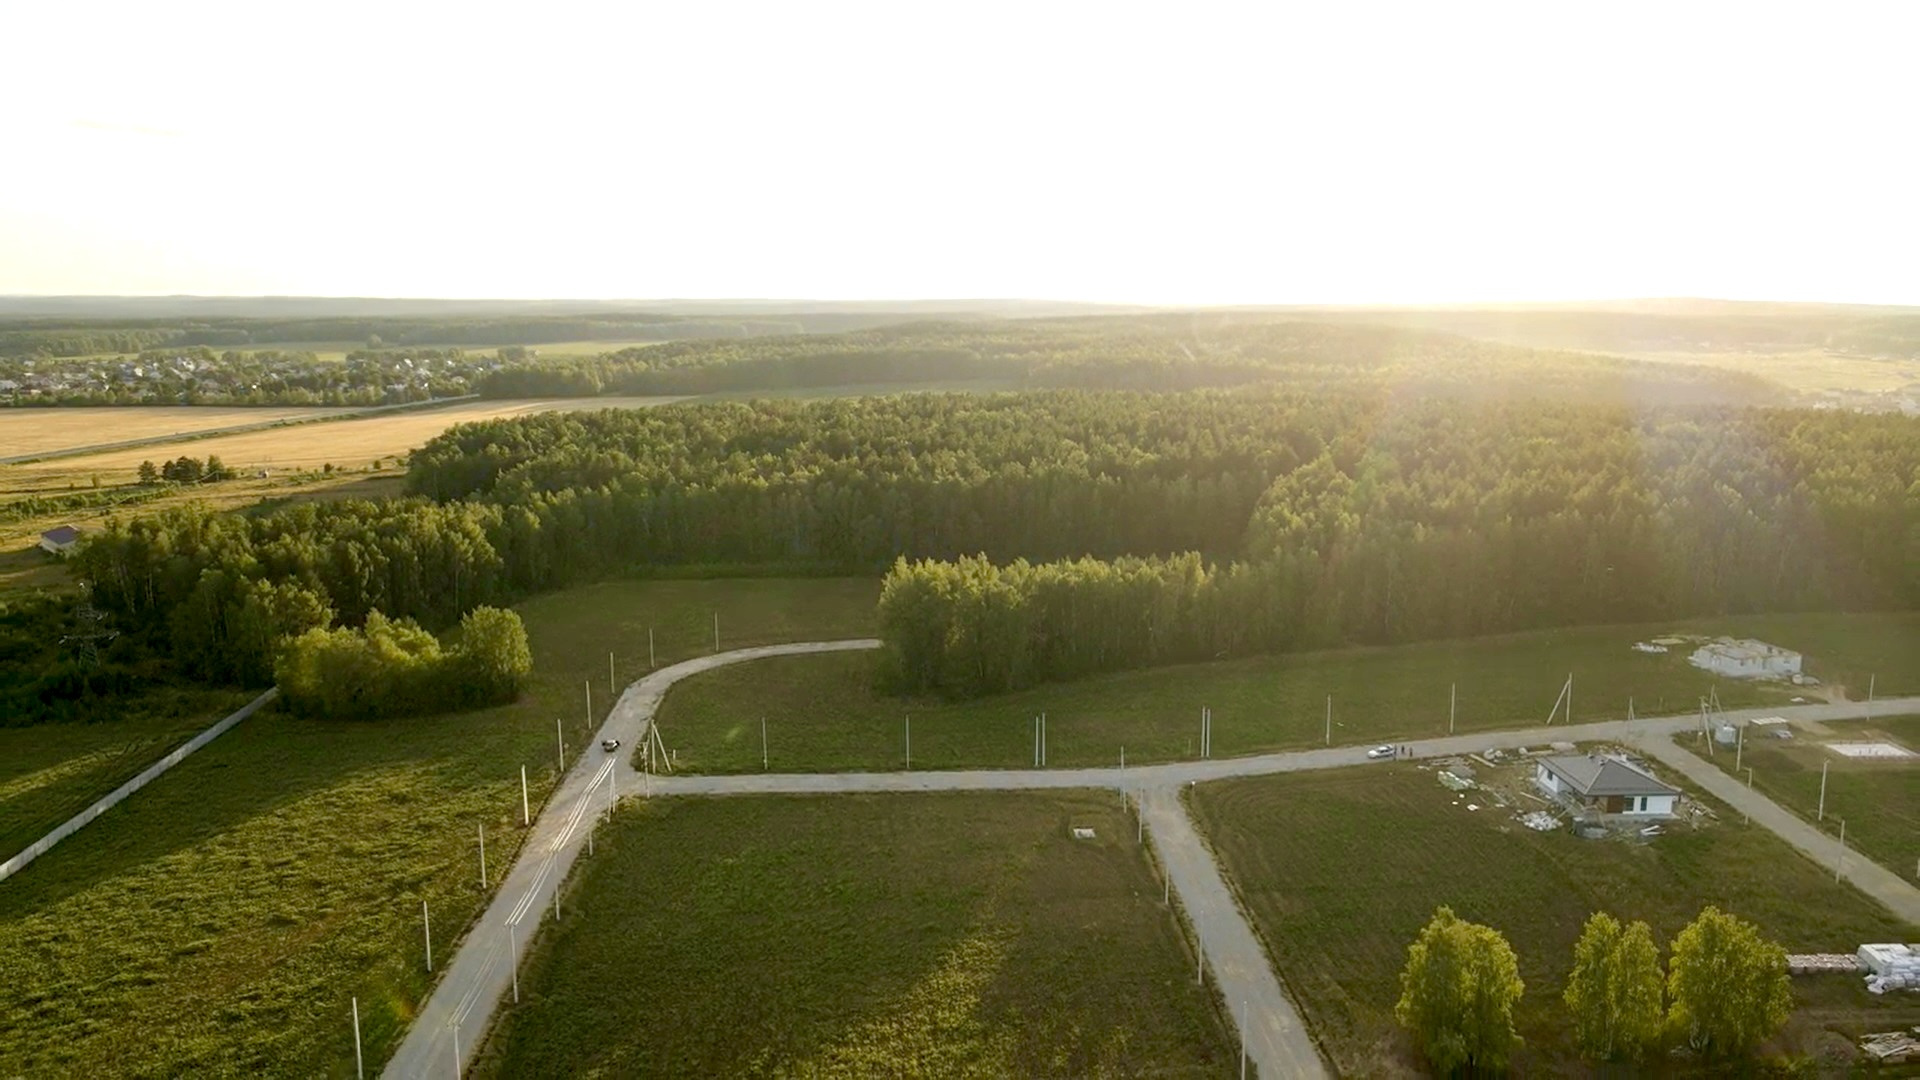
{"left": 386, "top": 640, "right": 1920, "bottom": 1077}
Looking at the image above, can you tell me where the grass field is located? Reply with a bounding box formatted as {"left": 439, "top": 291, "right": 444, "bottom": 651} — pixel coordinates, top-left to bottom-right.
{"left": 0, "top": 576, "right": 875, "bottom": 1078}
{"left": 471, "top": 791, "right": 1237, "bottom": 1079}
{"left": 0, "top": 405, "right": 354, "bottom": 460}
{"left": 1681, "top": 713, "right": 1920, "bottom": 883}
{"left": 0, "top": 693, "right": 247, "bottom": 859}
{"left": 1189, "top": 764, "right": 1920, "bottom": 1076}
{"left": 653, "top": 613, "right": 1917, "bottom": 774}
{"left": 1619, "top": 348, "right": 1920, "bottom": 395}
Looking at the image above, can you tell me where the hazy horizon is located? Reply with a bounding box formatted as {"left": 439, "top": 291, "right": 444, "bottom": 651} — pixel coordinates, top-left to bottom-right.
{"left": 5, "top": 1, "right": 1917, "bottom": 306}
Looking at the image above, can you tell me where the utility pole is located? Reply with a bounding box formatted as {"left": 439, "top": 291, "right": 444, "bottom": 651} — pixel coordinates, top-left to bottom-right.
{"left": 1449, "top": 682, "right": 1456, "bottom": 735}
{"left": 520, "top": 765, "right": 530, "bottom": 826}
{"left": 649, "top": 627, "right": 655, "bottom": 669}
{"left": 478, "top": 824, "right": 487, "bottom": 887}
{"left": 1836, "top": 818, "right": 1847, "bottom": 880}
{"left": 1239, "top": 999, "right": 1248, "bottom": 1080}
{"left": 712, "top": 611, "right": 720, "bottom": 654}
{"left": 1866, "top": 674, "right": 1875, "bottom": 721}
{"left": 508, "top": 922, "right": 520, "bottom": 1002}
{"left": 609, "top": 652, "right": 615, "bottom": 697}
{"left": 762, "top": 717, "right": 768, "bottom": 771}
{"left": 352, "top": 997, "right": 364, "bottom": 1080}
{"left": 1735, "top": 722, "right": 1744, "bottom": 772}
{"left": 556, "top": 716, "right": 565, "bottom": 772}
{"left": 585, "top": 681, "right": 592, "bottom": 734}
{"left": 1324, "top": 695, "right": 1331, "bottom": 746}
{"left": 905, "top": 715, "right": 911, "bottom": 770}
{"left": 1817, "top": 760, "right": 1828, "bottom": 820}
{"left": 423, "top": 899, "right": 433, "bottom": 972}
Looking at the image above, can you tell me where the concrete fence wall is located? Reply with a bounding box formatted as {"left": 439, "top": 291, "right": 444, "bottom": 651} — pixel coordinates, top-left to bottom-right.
{"left": 0, "top": 688, "right": 278, "bottom": 883}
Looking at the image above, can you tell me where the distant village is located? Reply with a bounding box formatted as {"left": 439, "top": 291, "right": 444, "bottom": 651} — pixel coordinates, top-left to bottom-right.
{"left": 0, "top": 347, "right": 517, "bottom": 406}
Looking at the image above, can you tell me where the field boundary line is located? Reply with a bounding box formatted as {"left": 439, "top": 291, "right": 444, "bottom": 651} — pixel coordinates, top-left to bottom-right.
{"left": 0, "top": 688, "right": 277, "bottom": 882}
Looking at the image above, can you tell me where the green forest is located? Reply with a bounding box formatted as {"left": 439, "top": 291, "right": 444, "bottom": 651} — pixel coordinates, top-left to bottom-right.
{"left": 31, "top": 374, "right": 1913, "bottom": 717}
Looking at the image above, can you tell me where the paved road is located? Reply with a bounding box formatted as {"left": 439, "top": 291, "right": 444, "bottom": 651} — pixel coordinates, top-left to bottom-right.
{"left": 642, "top": 696, "right": 1920, "bottom": 798}
{"left": 1141, "top": 785, "right": 1328, "bottom": 1079}
{"left": 385, "top": 635, "right": 1920, "bottom": 1077}
{"left": 1637, "top": 736, "right": 1920, "bottom": 926}
{"left": 381, "top": 641, "right": 880, "bottom": 1080}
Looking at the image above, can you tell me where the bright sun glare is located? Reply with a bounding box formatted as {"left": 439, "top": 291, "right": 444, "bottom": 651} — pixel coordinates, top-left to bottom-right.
{"left": 2, "top": 0, "right": 1916, "bottom": 304}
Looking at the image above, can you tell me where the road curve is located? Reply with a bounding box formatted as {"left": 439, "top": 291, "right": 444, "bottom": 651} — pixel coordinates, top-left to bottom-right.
{"left": 384, "top": 636, "right": 1920, "bottom": 1078}
{"left": 379, "top": 641, "right": 881, "bottom": 1080}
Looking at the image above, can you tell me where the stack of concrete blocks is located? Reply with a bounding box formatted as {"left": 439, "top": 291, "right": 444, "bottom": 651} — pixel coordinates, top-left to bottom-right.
{"left": 1858, "top": 944, "right": 1920, "bottom": 993}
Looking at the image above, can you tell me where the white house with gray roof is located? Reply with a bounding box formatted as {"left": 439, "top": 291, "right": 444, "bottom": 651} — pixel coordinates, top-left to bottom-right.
{"left": 1535, "top": 754, "right": 1678, "bottom": 818}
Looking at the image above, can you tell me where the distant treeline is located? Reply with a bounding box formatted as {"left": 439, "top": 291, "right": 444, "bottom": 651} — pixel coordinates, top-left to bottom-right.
{"left": 1312, "top": 307, "right": 1920, "bottom": 360}
{"left": 473, "top": 318, "right": 1790, "bottom": 402}
{"left": 44, "top": 383, "right": 1919, "bottom": 715}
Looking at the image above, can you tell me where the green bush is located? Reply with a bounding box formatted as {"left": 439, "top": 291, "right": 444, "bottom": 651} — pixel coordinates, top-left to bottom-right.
{"left": 275, "top": 606, "right": 530, "bottom": 720}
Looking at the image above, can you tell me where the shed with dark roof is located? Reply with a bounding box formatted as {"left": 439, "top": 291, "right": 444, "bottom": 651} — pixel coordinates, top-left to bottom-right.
{"left": 38, "top": 525, "right": 82, "bottom": 557}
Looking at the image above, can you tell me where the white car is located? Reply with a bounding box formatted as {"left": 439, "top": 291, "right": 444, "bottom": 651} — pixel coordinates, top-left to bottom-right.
{"left": 1366, "top": 745, "right": 1395, "bottom": 760}
{"left": 601, "top": 738, "right": 621, "bottom": 752}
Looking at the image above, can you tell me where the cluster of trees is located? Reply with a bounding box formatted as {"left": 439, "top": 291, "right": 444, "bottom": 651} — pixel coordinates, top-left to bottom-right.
{"left": 1397, "top": 906, "right": 1792, "bottom": 1073}
{"left": 875, "top": 403, "right": 1917, "bottom": 696}
{"left": 276, "top": 606, "right": 531, "bottom": 720}
{"left": 137, "top": 456, "right": 234, "bottom": 485}
{"left": 473, "top": 317, "right": 1789, "bottom": 403}
{"left": 59, "top": 387, "right": 1916, "bottom": 716}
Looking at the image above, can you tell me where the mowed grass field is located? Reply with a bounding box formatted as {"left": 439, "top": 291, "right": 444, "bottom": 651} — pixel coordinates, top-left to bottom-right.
{"left": 471, "top": 792, "right": 1237, "bottom": 1079}
{"left": 0, "top": 577, "right": 875, "bottom": 1078}
{"left": 0, "top": 405, "right": 354, "bottom": 459}
{"left": 1681, "top": 713, "right": 1920, "bottom": 882}
{"left": 0, "top": 396, "right": 684, "bottom": 484}
{"left": 653, "top": 613, "right": 1915, "bottom": 774}
{"left": 1189, "top": 765, "right": 1920, "bottom": 1076}
{"left": 0, "top": 693, "right": 247, "bottom": 858}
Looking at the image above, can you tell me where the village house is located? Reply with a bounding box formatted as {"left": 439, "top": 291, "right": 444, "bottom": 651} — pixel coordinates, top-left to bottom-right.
{"left": 38, "top": 525, "right": 83, "bottom": 557}
{"left": 1534, "top": 753, "right": 1679, "bottom": 818}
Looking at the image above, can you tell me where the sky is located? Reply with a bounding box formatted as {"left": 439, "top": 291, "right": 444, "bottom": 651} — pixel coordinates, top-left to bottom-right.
{"left": 3, "top": 1, "right": 1916, "bottom": 305}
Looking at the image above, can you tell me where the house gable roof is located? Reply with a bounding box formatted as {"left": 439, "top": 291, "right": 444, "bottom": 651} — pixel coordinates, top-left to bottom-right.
{"left": 1541, "top": 755, "right": 1678, "bottom": 798}
{"left": 41, "top": 525, "right": 81, "bottom": 545}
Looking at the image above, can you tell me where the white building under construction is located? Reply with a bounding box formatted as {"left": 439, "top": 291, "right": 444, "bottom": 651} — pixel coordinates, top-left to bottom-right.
{"left": 1688, "top": 638, "right": 1801, "bottom": 679}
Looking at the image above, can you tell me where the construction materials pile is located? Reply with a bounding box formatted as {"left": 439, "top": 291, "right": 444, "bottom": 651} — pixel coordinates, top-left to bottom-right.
{"left": 1786, "top": 953, "right": 1861, "bottom": 974}
{"left": 1858, "top": 944, "right": 1920, "bottom": 993}
{"left": 1860, "top": 1029, "right": 1920, "bottom": 1064}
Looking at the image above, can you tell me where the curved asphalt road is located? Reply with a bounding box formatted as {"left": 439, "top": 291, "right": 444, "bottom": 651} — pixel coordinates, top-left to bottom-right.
{"left": 385, "top": 638, "right": 1920, "bottom": 1078}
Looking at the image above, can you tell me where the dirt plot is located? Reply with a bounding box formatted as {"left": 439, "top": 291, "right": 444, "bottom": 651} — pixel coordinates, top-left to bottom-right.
{"left": 0, "top": 405, "right": 351, "bottom": 459}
